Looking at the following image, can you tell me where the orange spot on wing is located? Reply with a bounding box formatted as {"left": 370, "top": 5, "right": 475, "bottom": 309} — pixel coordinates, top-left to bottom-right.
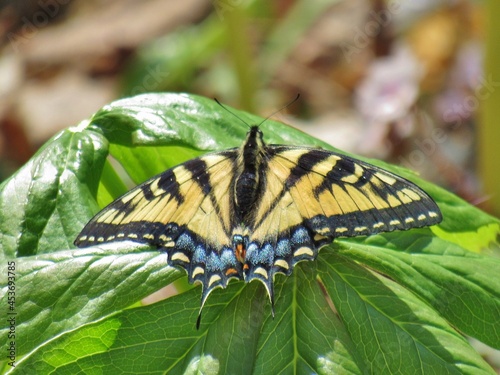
{"left": 225, "top": 268, "right": 238, "bottom": 276}
{"left": 235, "top": 243, "right": 246, "bottom": 264}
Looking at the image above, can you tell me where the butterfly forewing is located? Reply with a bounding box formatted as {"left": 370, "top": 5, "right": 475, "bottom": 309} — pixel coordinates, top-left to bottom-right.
{"left": 269, "top": 146, "right": 441, "bottom": 236}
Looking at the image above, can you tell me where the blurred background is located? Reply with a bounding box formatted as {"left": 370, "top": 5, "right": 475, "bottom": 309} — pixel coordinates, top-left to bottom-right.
{"left": 1, "top": 0, "right": 499, "bottom": 369}
{"left": 0, "top": 0, "right": 498, "bottom": 219}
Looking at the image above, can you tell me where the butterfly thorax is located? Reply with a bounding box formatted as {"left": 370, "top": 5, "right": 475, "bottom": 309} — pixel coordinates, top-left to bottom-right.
{"left": 234, "top": 126, "right": 266, "bottom": 225}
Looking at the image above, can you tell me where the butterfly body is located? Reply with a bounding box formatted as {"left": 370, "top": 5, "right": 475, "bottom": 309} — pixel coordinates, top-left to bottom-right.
{"left": 75, "top": 125, "right": 442, "bottom": 318}
{"left": 234, "top": 127, "right": 264, "bottom": 224}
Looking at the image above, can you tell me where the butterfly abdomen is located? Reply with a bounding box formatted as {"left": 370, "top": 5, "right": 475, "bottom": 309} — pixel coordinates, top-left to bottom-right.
{"left": 234, "top": 126, "right": 266, "bottom": 222}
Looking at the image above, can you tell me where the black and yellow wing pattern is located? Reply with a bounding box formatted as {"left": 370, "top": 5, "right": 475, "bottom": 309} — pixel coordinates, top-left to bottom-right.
{"left": 75, "top": 126, "right": 442, "bottom": 320}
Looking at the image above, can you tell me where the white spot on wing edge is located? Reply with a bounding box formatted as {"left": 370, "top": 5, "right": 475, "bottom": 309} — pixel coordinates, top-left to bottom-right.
{"left": 354, "top": 226, "right": 367, "bottom": 232}
{"left": 192, "top": 266, "right": 205, "bottom": 277}
{"left": 254, "top": 267, "right": 269, "bottom": 279}
{"left": 208, "top": 274, "right": 222, "bottom": 287}
{"left": 171, "top": 252, "right": 190, "bottom": 263}
{"left": 293, "top": 247, "right": 314, "bottom": 257}
{"left": 314, "top": 233, "right": 328, "bottom": 241}
{"left": 274, "top": 259, "right": 289, "bottom": 269}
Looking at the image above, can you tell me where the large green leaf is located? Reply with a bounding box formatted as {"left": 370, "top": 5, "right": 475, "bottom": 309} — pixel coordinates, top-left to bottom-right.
{"left": 0, "top": 124, "right": 108, "bottom": 258}
{"left": 10, "top": 264, "right": 363, "bottom": 374}
{"left": 318, "top": 250, "right": 494, "bottom": 375}
{"left": 1, "top": 93, "right": 498, "bottom": 374}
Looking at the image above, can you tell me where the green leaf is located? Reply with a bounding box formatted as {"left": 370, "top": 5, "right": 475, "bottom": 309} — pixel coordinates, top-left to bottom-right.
{"left": 1, "top": 93, "right": 498, "bottom": 374}
{"left": 0, "top": 243, "right": 182, "bottom": 357}
{"left": 338, "top": 231, "right": 500, "bottom": 348}
{"left": 12, "top": 265, "right": 363, "bottom": 374}
{"left": 318, "top": 250, "right": 495, "bottom": 375}
{"left": 0, "top": 123, "right": 108, "bottom": 258}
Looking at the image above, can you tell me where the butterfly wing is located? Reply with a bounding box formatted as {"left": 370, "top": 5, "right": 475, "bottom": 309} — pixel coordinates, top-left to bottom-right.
{"left": 243, "top": 146, "right": 442, "bottom": 298}
{"left": 75, "top": 150, "right": 243, "bottom": 305}
{"left": 76, "top": 139, "right": 442, "bottom": 318}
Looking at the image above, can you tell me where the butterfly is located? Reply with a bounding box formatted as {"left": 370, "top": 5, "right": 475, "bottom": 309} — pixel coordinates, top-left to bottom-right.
{"left": 75, "top": 123, "right": 442, "bottom": 326}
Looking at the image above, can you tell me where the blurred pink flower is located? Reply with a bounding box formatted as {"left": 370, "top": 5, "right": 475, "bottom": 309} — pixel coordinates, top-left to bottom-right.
{"left": 354, "top": 45, "right": 423, "bottom": 156}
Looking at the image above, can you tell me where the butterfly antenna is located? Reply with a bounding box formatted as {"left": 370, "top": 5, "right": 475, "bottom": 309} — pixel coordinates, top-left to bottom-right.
{"left": 214, "top": 94, "right": 300, "bottom": 129}
{"left": 256, "top": 93, "right": 301, "bottom": 127}
{"left": 214, "top": 98, "right": 251, "bottom": 129}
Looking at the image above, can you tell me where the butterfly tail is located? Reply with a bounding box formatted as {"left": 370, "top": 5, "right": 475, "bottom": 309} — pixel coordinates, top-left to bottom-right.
{"left": 196, "top": 284, "right": 214, "bottom": 330}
